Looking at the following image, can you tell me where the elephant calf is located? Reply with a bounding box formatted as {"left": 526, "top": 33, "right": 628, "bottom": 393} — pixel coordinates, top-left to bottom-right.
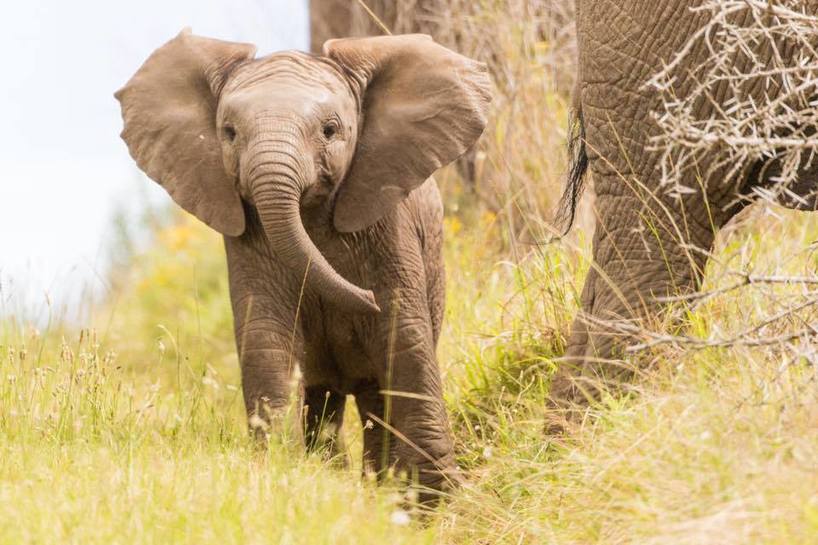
{"left": 115, "top": 30, "right": 491, "bottom": 498}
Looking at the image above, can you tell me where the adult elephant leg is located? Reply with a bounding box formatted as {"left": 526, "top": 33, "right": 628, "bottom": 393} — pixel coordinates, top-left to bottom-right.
{"left": 554, "top": 181, "right": 716, "bottom": 405}
{"left": 777, "top": 177, "right": 818, "bottom": 211}
{"left": 309, "top": 0, "right": 347, "bottom": 53}
{"left": 550, "top": 0, "right": 744, "bottom": 412}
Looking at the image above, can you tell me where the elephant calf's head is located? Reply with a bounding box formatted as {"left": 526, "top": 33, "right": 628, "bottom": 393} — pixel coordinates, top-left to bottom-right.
{"left": 115, "top": 29, "right": 491, "bottom": 314}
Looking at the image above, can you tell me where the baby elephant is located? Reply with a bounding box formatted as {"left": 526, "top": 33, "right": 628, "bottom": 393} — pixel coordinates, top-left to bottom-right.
{"left": 115, "top": 29, "right": 491, "bottom": 498}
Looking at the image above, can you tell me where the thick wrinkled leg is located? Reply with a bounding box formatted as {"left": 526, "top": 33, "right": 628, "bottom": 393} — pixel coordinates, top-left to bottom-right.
{"left": 231, "top": 292, "right": 303, "bottom": 441}
{"left": 557, "top": 180, "right": 715, "bottom": 408}
{"left": 361, "top": 290, "right": 461, "bottom": 504}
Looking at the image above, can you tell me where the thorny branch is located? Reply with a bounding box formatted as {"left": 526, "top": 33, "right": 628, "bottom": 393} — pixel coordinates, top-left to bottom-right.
{"left": 590, "top": 1, "right": 818, "bottom": 362}
{"left": 647, "top": 0, "right": 818, "bottom": 204}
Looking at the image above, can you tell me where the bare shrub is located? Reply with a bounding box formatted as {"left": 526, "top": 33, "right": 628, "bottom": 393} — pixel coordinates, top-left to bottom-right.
{"left": 629, "top": 0, "right": 818, "bottom": 363}
{"left": 648, "top": 0, "right": 818, "bottom": 206}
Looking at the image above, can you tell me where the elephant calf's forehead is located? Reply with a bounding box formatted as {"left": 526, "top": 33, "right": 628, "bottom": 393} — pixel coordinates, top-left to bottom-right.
{"left": 225, "top": 52, "right": 349, "bottom": 94}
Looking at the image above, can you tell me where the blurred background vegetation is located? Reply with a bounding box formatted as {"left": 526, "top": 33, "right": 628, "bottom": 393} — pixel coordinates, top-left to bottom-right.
{"left": 2, "top": 2, "right": 818, "bottom": 544}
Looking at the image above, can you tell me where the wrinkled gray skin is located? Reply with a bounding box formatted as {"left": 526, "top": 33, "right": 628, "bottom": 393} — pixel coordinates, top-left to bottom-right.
{"left": 116, "top": 30, "right": 491, "bottom": 499}
{"left": 555, "top": 0, "right": 818, "bottom": 402}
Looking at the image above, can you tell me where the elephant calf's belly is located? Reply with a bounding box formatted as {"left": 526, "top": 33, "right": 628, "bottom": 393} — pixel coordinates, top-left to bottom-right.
{"left": 300, "top": 309, "right": 375, "bottom": 394}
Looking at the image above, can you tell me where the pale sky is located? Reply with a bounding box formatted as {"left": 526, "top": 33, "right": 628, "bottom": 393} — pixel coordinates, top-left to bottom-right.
{"left": 0, "top": 0, "right": 308, "bottom": 319}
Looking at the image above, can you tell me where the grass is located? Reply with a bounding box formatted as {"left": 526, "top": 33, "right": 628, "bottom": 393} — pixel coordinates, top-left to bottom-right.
{"left": 3, "top": 2, "right": 818, "bottom": 542}
{"left": 2, "top": 202, "right": 818, "bottom": 544}
{"left": 0, "top": 326, "right": 432, "bottom": 544}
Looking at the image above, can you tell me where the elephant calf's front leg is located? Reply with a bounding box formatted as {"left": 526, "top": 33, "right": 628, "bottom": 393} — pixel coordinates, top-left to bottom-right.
{"left": 358, "top": 304, "right": 460, "bottom": 503}
{"left": 233, "top": 294, "right": 304, "bottom": 438}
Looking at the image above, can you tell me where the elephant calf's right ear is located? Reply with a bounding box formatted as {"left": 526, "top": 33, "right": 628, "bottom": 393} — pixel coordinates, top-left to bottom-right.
{"left": 115, "top": 28, "right": 256, "bottom": 236}
{"left": 325, "top": 35, "right": 492, "bottom": 233}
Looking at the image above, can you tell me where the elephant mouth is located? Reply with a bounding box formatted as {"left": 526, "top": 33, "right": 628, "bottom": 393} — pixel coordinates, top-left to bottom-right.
{"left": 300, "top": 175, "right": 336, "bottom": 209}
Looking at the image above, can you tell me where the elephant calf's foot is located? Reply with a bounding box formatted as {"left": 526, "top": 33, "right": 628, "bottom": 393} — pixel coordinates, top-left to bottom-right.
{"left": 247, "top": 404, "right": 301, "bottom": 446}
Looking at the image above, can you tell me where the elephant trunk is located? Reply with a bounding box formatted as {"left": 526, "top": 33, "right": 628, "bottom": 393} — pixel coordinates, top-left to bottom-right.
{"left": 248, "top": 140, "right": 380, "bottom": 314}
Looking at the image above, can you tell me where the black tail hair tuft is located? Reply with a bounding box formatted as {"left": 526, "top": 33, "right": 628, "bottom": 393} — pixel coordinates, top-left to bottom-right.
{"left": 556, "top": 109, "right": 589, "bottom": 234}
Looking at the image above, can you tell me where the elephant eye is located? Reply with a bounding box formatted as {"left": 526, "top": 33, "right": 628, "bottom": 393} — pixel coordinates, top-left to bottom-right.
{"left": 322, "top": 121, "right": 339, "bottom": 140}
{"left": 223, "top": 124, "right": 237, "bottom": 142}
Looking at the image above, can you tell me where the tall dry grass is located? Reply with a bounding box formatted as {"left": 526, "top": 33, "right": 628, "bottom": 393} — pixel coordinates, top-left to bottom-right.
{"left": 1, "top": 1, "right": 818, "bottom": 543}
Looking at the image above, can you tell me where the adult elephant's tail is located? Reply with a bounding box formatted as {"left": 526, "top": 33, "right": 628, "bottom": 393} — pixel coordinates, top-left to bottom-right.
{"left": 557, "top": 106, "right": 589, "bottom": 234}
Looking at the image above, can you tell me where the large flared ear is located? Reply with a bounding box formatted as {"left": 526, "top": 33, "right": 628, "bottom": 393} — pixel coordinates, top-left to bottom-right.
{"left": 324, "top": 34, "right": 492, "bottom": 233}
{"left": 115, "top": 29, "right": 256, "bottom": 236}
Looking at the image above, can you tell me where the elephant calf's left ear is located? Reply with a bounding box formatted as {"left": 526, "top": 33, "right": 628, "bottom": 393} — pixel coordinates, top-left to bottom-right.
{"left": 324, "top": 35, "right": 492, "bottom": 233}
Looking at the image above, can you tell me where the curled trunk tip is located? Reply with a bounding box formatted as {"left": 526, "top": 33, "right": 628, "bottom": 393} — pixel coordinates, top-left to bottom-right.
{"left": 251, "top": 169, "right": 380, "bottom": 315}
